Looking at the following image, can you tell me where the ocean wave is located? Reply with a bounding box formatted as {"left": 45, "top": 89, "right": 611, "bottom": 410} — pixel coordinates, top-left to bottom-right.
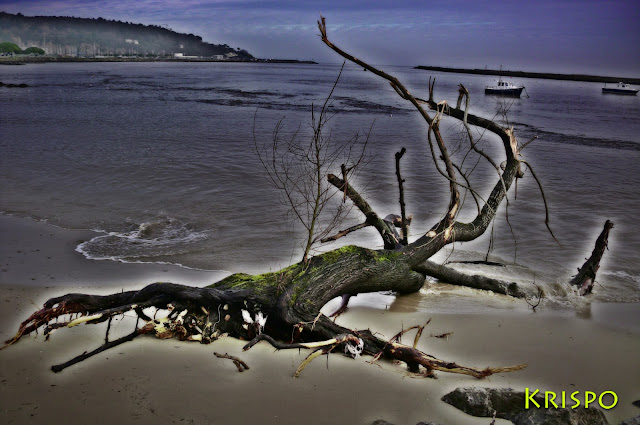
{"left": 180, "top": 96, "right": 410, "bottom": 115}
{"left": 76, "top": 217, "right": 212, "bottom": 262}
{"left": 100, "top": 81, "right": 304, "bottom": 100}
{"left": 600, "top": 270, "right": 640, "bottom": 284}
{"left": 516, "top": 126, "right": 640, "bottom": 151}
{"left": 333, "top": 96, "right": 410, "bottom": 115}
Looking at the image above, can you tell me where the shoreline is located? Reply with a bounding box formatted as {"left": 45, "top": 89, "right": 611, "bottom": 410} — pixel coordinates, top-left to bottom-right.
{"left": 1, "top": 214, "right": 639, "bottom": 424}
{"left": 0, "top": 56, "right": 317, "bottom": 65}
{"left": 414, "top": 65, "right": 640, "bottom": 85}
{"left": 0, "top": 214, "right": 229, "bottom": 290}
{"left": 3, "top": 213, "right": 639, "bottom": 335}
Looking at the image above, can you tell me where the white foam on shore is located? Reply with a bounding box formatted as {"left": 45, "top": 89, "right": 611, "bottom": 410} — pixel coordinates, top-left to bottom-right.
{"left": 73, "top": 249, "right": 227, "bottom": 273}
{"left": 75, "top": 217, "right": 216, "bottom": 271}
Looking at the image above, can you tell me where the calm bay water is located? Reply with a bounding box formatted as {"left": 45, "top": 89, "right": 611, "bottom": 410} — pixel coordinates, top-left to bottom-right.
{"left": 1, "top": 61, "right": 639, "bottom": 307}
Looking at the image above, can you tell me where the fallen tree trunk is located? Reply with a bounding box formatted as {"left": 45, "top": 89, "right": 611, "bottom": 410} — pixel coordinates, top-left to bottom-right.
{"left": 3, "top": 258, "right": 526, "bottom": 378}
{"left": 2, "top": 17, "right": 552, "bottom": 379}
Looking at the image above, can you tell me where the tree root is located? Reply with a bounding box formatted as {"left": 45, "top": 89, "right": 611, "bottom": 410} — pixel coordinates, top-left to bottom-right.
{"left": 214, "top": 352, "right": 249, "bottom": 372}
{"left": 328, "top": 294, "right": 352, "bottom": 318}
{"left": 243, "top": 332, "right": 361, "bottom": 352}
{"left": 51, "top": 324, "right": 153, "bottom": 373}
{"left": 243, "top": 325, "right": 525, "bottom": 379}
{"left": 364, "top": 321, "right": 524, "bottom": 378}
{"left": 1, "top": 278, "right": 528, "bottom": 381}
{"left": 293, "top": 348, "right": 333, "bottom": 378}
{"left": 243, "top": 332, "right": 364, "bottom": 377}
{"left": 382, "top": 341, "right": 526, "bottom": 378}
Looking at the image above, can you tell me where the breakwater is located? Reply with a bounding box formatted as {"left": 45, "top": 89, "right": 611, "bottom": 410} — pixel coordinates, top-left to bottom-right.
{"left": 414, "top": 65, "right": 640, "bottom": 85}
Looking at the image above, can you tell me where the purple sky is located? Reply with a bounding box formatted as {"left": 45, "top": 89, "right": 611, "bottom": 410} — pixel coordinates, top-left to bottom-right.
{"left": 2, "top": 0, "right": 639, "bottom": 76}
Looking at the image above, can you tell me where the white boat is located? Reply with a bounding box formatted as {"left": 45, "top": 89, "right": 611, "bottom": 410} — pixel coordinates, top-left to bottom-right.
{"left": 484, "top": 78, "right": 525, "bottom": 97}
{"left": 602, "top": 82, "right": 638, "bottom": 95}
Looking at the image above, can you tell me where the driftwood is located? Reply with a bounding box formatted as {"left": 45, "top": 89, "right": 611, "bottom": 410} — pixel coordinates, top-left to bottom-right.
{"left": 570, "top": 220, "right": 614, "bottom": 295}
{"left": 1, "top": 16, "right": 581, "bottom": 380}
{"left": 214, "top": 352, "right": 249, "bottom": 372}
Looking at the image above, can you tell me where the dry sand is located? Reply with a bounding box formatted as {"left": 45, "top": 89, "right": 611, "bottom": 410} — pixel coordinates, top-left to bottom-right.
{"left": 1, "top": 214, "right": 639, "bottom": 425}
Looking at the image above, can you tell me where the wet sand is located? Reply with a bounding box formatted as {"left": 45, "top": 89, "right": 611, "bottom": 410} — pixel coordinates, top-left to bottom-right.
{"left": 1, "top": 214, "right": 639, "bottom": 424}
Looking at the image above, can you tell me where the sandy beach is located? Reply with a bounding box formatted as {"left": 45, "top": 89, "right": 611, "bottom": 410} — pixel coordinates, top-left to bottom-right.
{"left": 1, "top": 214, "right": 639, "bottom": 425}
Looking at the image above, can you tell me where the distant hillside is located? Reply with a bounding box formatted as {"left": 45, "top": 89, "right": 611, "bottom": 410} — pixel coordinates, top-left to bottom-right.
{"left": 0, "top": 12, "right": 254, "bottom": 59}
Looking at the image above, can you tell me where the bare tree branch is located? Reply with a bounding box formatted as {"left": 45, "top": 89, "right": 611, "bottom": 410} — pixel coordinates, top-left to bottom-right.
{"left": 320, "top": 222, "right": 369, "bottom": 243}
{"left": 395, "top": 147, "right": 409, "bottom": 245}
{"left": 252, "top": 61, "right": 370, "bottom": 262}
{"left": 521, "top": 160, "right": 559, "bottom": 244}
{"left": 327, "top": 173, "right": 399, "bottom": 249}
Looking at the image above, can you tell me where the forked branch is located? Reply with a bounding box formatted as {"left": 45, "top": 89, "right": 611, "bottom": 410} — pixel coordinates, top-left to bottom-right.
{"left": 318, "top": 16, "right": 461, "bottom": 229}
{"left": 327, "top": 173, "right": 399, "bottom": 248}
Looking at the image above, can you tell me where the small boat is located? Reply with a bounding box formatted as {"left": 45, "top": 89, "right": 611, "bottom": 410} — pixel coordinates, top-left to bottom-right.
{"left": 602, "top": 82, "right": 638, "bottom": 95}
{"left": 484, "top": 78, "right": 525, "bottom": 97}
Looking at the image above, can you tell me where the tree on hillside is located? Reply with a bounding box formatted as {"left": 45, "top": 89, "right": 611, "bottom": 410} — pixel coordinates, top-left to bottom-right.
{"left": 2, "top": 17, "right": 610, "bottom": 379}
{"left": 23, "top": 46, "right": 45, "bottom": 55}
{"left": 0, "top": 42, "right": 21, "bottom": 54}
{"left": 0, "top": 12, "right": 254, "bottom": 59}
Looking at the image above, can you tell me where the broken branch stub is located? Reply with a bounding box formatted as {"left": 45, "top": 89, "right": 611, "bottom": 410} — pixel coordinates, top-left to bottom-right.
{"left": 570, "top": 220, "right": 614, "bottom": 295}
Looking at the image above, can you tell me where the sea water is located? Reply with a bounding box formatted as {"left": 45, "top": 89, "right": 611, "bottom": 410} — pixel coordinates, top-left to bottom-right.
{"left": 1, "top": 61, "right": 639, "bottom": 312}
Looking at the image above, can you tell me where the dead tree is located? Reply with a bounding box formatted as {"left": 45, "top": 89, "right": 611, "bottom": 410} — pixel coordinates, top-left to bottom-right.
{"left": 2, "top": 17, "right": 559, "bottom": 378}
